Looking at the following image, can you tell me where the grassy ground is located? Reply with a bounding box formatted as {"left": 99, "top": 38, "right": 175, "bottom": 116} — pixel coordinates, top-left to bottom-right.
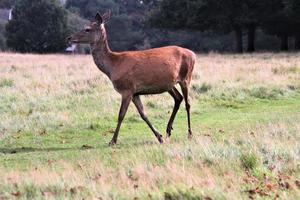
{"left": 0, "top": 52, "right": 299, "bottom": 199}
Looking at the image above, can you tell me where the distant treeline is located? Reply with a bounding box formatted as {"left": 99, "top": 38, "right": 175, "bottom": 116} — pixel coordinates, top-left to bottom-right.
{"left": 151, "top": 0, "right": 300, "bottom": 53}
{"left": 0, "top": 0, "right": 299, "bottom": 53}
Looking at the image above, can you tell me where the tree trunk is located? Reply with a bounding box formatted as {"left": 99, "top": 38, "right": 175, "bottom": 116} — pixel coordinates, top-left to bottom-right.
{"left": 280, "top": 35, "right": 288, "bottom": 51}
{"left": 247, "top": 25, "right": 256, "bottom": 53}
{"left": 295, "top": 34, "right": 300, "bottom": 51}
{"left": 234, "top": 28, "right": 243, "bottom": 53}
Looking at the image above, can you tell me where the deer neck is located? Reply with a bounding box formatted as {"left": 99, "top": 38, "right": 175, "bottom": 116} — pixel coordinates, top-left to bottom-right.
{"left": 90, "top": 32, "right": 112, "bottom": 78}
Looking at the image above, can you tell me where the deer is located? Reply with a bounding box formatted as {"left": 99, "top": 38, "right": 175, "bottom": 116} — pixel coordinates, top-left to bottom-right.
{"left": 68, "top": 12, "right": 196, "bottom": 146}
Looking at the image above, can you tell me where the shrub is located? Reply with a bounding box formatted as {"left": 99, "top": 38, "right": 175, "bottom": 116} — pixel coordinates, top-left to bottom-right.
{"left": 164, "top": 189, "right": 202, "bottom": 200}
{"left": 249, "top": 87, "right": 285, "bottom": 100}
{"left": 0, "top": 19, "right": 7, "bottom": 50}
{"left": 272, "top": 66, "right": 299, "bottom": 75}
{"left": 192, "top": 83, "right": 212, "bottom": 94}
{"left": 0, "top": 78, "right": 14, "bottom": 87}
{"left": 240, "top": 152, "right": 258, "bottom": 170}
{"left": 6, "top": 0, "right": 68, "bottom": 53}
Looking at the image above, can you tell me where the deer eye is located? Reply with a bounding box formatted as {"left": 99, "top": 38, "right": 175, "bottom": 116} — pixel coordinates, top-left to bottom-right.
{"left": 85, "top": 29, "right": 91, "bottom": 33}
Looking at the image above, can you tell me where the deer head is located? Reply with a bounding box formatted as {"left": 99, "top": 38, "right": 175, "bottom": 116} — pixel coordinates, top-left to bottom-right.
{"left": 68, "top": 11, "right": 111, "bottom": 44}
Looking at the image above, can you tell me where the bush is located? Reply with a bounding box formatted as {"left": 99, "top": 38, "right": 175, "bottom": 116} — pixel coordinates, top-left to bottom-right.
{"left": 0, "top": 78, "right": 14, "bottom": 87}
{"left": 249, "top": 87, "right": 285, "bottom": 100}
{"left": 0, "top": 0, "right": 16, "bottom": 8}
{"left": 0, "top": 19, "right": 7, "bottom": 50}
{"left": 192, "top": 83, "right": 212, "bottom": 94}
{"left": 240, "top": 152, "right": 258, "bottom": 170}
{"left": 164, "top": 189, "right": 202, "bottom": 200}
{"left": 67, "top": 11, "right": 88, "bottom": 33}
{"left": 6, "top": 0, "right": 68, "bottom": 53}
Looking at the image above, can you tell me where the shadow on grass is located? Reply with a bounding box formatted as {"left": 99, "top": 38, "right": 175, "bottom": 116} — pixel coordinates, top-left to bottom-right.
{"left": 0, "top": 145, "right": 97, "bottom": 154}
{"left": 0, "top": 138, "right": 184, "bottom": 154}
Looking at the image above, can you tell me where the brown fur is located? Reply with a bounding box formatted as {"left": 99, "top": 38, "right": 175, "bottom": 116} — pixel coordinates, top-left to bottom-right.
{"left": 69, "top": 12, "right": 196, "bottom": 146}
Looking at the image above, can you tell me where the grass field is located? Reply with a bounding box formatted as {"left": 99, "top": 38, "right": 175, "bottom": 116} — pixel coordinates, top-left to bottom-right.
{"left": 0, "top": 52, "right": 299, "bottom": 199}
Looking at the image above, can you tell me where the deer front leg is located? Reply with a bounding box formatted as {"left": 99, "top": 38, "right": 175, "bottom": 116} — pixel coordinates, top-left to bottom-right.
{"left": 109, "top": 93, "right": 132, "bottom": 146}
{"left": 132, "top": 95, "right": 163, "bottom": 144}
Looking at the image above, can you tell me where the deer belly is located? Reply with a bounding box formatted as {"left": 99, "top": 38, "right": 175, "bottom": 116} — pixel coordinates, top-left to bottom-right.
{"left": 135, "top": 79, "right": 176, "bottom": 95}
{"left": 134, "top": 69, "right": 179, "bottom": 94}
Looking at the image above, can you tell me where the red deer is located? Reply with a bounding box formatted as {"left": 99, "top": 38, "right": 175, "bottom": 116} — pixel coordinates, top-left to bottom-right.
{"left": 69, "top": 12, "right": 196, "bottom": 146}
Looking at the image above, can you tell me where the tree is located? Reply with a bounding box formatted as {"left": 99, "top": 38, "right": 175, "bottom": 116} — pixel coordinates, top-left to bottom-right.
{"left": 66, "top": 0, "right": 119, "bottom": 19}
{"left": 0, "top": 0, "right": 16, "bottom": 8}
{"left": 66, "top": 0, "right": 152, "bottom": 51}
{"left": 288, "top": 0, "right": 300, "bottom": 50}
{"left": 0, "top": 19, "right": 6, "bottom": 50}
{"left": 6, "top": 0, "right": 68, "bottom": 53}
{"left": 262, "top": 0, "right": 293, "bottom": 51}
{"left": 151, "top": 0, "right": 246, "bottom": 53}
{"left": 241, "top": 0, "right": 275, "bottom": 52}
{"left": 66, "top": 11, "right": 88, "bottom": 33}
{"left": 151, "top": 0, "right": 284, "bottom": 53}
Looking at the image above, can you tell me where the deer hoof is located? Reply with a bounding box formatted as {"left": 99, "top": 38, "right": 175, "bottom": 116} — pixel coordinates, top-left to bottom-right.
{"left": 109, "top": 140, "right": 117, "bottom": 147}
{"left": 157, "top": 135, "right": 164, "bottom": 144}
{"left": 188, "top": 130, "right": 193, "bottom": 140}
{"left": 166, "top": 131, "right": 171, "bottom": 138}
{"left": 166, "top": 126, "right": 173, "bottom": 137}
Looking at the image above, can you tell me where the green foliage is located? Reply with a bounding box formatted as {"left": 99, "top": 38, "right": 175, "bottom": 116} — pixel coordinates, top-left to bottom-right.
{"left": 151, "top": 0, "right": 300, "bottom": 52}
{"left": 192, "top": 83, "right": 212, "bottom": 94}
{"left": 6, "top": 0, "right": 68, "bottom": 53}
{"left": 66, "top": 11, "right": 88, "bottom": 33}
{"left": 0, "top": 78, "right": 13, "bottom": 87}
{"left": 240, "top": 152, "right": 258, "bottom": 170}
{"left": 68, "top": 0, "right": 278, "bottom": 33}
{"left": 151, "top": 0, "right": 251, "bottom": 52}
{"left": 108, "top": 14, "right": 145, "bottom": 51}
{"left": 261, "top": 0, "right": 292, "bottom": 50}
{"left": 0, "top": 19, "right": 6, "bottom": 50}
{"left": 249, "top": 87, "right": 286, "bottom": 100}
{"left": 66, "top": 0, "right": 150, "bottom": 51}
{"left": 263, "top": 0, "right": 300, "bottom": 36}
{"left": 150, "top": 0, "right": 190, "bottom": 30}
{"left": 289, "top": 0, "right": 300, "bottom": 49}
{"left": 2, "top": 0, "right": 300, "bottom": 52}
{"left": 272, "top": 66, "right": 300, "bottom": 75}
{"left": 0, "top": 0, "right": 16, "bottom": 8}
{"left": 164, "top": 189, "right": 202, "bottom": 200}
{"left": 66, "top": 0, "right": 119, "bottom": 19}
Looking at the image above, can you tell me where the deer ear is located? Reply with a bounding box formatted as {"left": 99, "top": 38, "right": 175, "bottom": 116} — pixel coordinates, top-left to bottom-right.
{"left": 95, "top": 12, "right": 103, "bottom": 25}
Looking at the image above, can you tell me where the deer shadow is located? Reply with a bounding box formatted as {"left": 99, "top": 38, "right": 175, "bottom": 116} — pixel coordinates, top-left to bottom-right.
{"left": 0, "top": 145, "right": 99, "bottom": 154}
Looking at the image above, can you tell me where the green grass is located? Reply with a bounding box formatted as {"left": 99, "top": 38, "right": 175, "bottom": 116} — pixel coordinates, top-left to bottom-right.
{"left": 0, "top": 78, "right": 14, "bottom": 88}
{"left": 0, "top": 53, "right": 300, "bottom": 199}
{"left": 1, "top": 91, "right": 299, "bottom": 199}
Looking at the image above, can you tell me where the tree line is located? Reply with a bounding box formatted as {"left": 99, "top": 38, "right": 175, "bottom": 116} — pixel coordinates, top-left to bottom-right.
{"left": 1, "top": 0, "right": 300, "bottom": 53}
{"left": 151, "top": 0, "right": 300, "bottom": 53}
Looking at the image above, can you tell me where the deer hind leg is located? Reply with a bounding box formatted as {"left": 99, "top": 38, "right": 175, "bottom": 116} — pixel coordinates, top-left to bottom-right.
{"left": 179, "top": 82, "right": 193, "bottom": 139}
{"left": 109, "top": 93, "right": 132, "bottom": 146}
{"left": 166, "top": 87, "right": 183, "bottom": 138}
{"left": 132, "top": 95, "right": 163, "bottom": 144}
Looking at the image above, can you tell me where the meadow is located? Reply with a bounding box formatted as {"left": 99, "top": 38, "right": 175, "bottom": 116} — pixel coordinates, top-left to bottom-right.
{"left": 0, "top": 52, "right": 299, "bottom": 199}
